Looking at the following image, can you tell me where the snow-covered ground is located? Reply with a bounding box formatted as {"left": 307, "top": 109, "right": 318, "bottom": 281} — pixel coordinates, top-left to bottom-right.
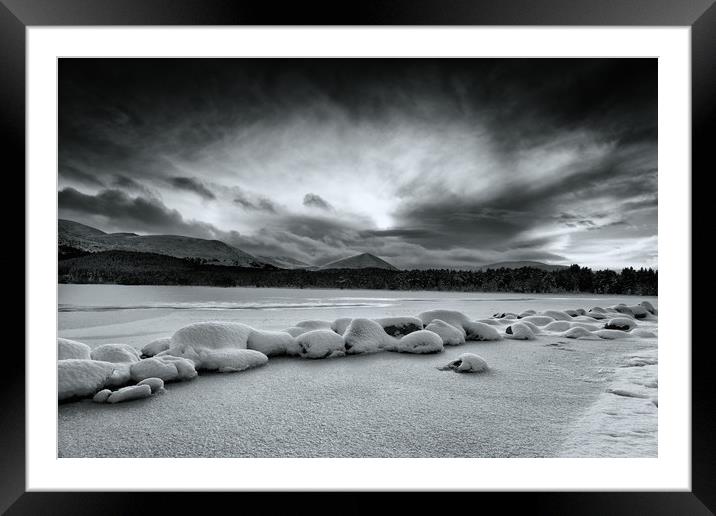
{"left": 58, "top": 285, "right": 657, "bottom": 458}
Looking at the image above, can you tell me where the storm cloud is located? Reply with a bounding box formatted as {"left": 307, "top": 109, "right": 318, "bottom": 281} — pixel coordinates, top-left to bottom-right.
{"left": 58, "top": 58, "right": 657, "bottom": 269}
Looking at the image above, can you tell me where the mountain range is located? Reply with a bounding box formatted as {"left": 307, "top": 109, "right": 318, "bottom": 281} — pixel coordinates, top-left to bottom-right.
{"left": 58, "top": 219, "right": 400, "bottom": 271}
{"left": 59, "top": 220, "right": 568, "bottom": 273}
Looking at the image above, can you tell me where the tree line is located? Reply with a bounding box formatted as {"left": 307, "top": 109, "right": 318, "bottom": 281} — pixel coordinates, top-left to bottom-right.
{"left": 58, "top": 251, "right": 657, "bottom": 295}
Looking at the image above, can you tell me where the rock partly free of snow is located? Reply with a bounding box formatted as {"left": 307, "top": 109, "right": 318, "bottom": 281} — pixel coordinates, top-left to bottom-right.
{"left": 623, "top": 304, "right": 650, "bottom": 319}
{"left": 439, "top": 353, "right": 489, "bottom": 373}
{"left": 492, "top": 312, "right": 518, "bottom": 319}
{"left": 343, "top": 318, "right": 387, "bottom": 354}
{"left": 640, "top": 301, "right": 657, "bottom": 315}
{"left": 417, "top": 310, "right": 470, "bottom": 335}
{"left": 58, "top": 338, "right": 91, "bottom": 360}
{"left": 425, "top": 320, "right": 466, "bottom": 346}
{"left": 385, "top": 330, "right": 444, "bottom": 354}
{"left": 58, "top": 359, "right": 121, "bottom": 401}
{"left": 107, "top": 384, "right": 153, "bottom": 404}
{"left": 374, "top": 317, "right": 423, "bottom": 338}
{"left": 247, "top": 329, "right": 297, "bottom": 357}
{"left": 137, "top": 377, "right": 165, "bottom": 393}
{"left": 331, "top": 317, "right": 353, "bottom": 335}
{"left": 196, "top": 348, "right": 268, "bottom": 373}
{"left": 296, "top": 330, "right": 346, "bottom": 359}
{"left": 604, "top": 317, "right": 637, "bottom": 331}
{"left": 463, "top": 321, "right": 502, "bottom": 341}
{"left": 90, "top": 343, "right": 141, "bottom": 364}
{"left": 295, "top": 320, "right": 333, "bottom": 331}
{"left": 505, "top": 322, "right": 535, "bottom": 340}
{"left": 141, "top": 337, "right": 171, "bottom": 357}
{"left": 130, "top": 356, "right": 197, "bottom": 383}
{"left": 519, "top": 315, "right": 556, "bottom": 327}
{"left": 92, "top": 389, "right": 112, "bottom": 403}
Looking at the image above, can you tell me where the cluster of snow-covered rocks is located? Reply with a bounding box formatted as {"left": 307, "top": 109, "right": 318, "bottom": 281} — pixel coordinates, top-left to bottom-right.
{"left": 58, "top": 300, "right": 657, "bottom": 403}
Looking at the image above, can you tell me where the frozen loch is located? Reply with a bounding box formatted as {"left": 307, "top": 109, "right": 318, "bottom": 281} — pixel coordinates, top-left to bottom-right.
{"left": 58, "top": 286, "right": 658, "bottom": 458}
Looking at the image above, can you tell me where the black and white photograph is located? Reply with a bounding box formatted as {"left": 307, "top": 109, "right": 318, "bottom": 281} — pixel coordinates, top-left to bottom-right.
{"left": 56, "top": 57, "right": 659, "bottom": 459}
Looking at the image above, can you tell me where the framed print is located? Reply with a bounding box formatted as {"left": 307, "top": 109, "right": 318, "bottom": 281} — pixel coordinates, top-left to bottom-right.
{"left": 5, "top": 0, "right": 712, "bottom": 513}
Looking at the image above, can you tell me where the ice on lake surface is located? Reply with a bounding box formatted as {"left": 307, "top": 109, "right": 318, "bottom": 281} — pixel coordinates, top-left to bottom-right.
{"left": 57, "top": 285, "right": 658, "bottom": 458}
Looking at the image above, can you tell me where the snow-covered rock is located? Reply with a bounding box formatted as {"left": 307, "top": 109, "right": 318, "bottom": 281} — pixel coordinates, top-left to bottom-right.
{"left": 343, "top": 318, "right": 388, "bottom": 354}
{"left": 608, "top": 305, "right": 637, "bottom": 317}
{"left": 385, "top": 330, "right": 443, "bottom": 354}
{"left": 197, "top": 348, "right": 268, "bottom": 373}
{"left": 295, "top": 320, "right": 332, "bottom": 330}
{"left": 92, "top": 389, "right": 112, "bottom": 403}
{"left": 331, "top": 317, "right": 353, "bottom": 335}
{"left": 155, "top": 355, "right": 198, "bottom": 379}
{"left": 138, "top": 377, "right": 165, "bottom": 393}
{"left": 539, "top": 310, "right": 573, "bottom": 321}
{"left": 519, "top": 315, "right": 556, "bottom": 327}
{"left": 58, "top": 338, "right": 91, "bottom": 360}
{"left": 130, "top": 356, "right": 197, "bottom": 382}
{"left": 425, "top": 320, "right": 465, "bottom": 346}
{"left": 141, "top": 337, "right": 171, "bottom": 357}
{"left": 518, "top": 309, "right": 536, "bottom": 318}
{"left": 172, "top": 321, "right": 253, "bottom": 352}
{"left": 439, "top": 353, "right": 488, "bottom": 373}
{"left": 58, "top": 359, "right": 120, "bottom": 401}
{"left": 282, "top": 326, "right": 311, "bottom": 338}
{"left": 463, "top": 321, "right": 502, "bottom": 341}
{"left": 562, "top": 327, "right": 593, "bottom": 339}
{"left": 90, "top": 343, "right": 141, "bottom": 364}
{"left": 107, "top": 384, "right": 153, "bottom": 404}
{"left": 417, "top": 310, "right": 470, "bottom": 335}
{"left": 630, "top": 328, "right": 657, "bottom": 339}
{"left": 604, "top": 317, "right": 637, "bottom": 331}
{"left": 543, "top": 321, "right": 571, "bottom": 332}
{"left": 584, "top": 311, "right": 607, "bottom": 320}
{"left": 247, "top": 329, "right": 297, "bottom": 357}
{"left": 374, "top": 317, "right": 423, "bottom": 338}
{"left": 505, "top": 322, "right": 535, "bottom": 340}
{"left": 296, "top": 330, "right": 346, "bottom": 359}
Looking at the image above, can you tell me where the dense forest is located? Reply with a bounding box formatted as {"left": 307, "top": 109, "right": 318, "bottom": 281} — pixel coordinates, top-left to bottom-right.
{"left": 58, "top": 250, "right": 658, "bottom": 295}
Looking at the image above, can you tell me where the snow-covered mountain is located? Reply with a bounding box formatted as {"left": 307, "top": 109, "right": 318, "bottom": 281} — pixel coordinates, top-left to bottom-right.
{"left": 318, "top": 253, "right": 399, "bottom": 271}
{"left": 257, "top": 255, "right": 312, "bottom": 269}
{"left": 58, "top": 219, "right": 267, "bottom": 267}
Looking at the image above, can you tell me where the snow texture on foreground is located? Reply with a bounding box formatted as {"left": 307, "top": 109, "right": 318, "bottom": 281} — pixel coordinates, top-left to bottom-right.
{"left": 58, "top": 299, "right": 657, "bottom": 457}
{"left": 559, "top": 348, "right": 658, "bottom": 457}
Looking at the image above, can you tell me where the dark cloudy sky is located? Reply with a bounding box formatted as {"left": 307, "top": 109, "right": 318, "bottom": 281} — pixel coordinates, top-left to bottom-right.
{"left": 58, "top": 58, "right": 657, "bottom": 270}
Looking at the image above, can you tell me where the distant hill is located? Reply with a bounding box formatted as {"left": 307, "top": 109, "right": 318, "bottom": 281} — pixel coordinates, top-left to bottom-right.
{"left": 479, "top": 260, "right": 569, "bottom": 272}
{"left": 319, "top": 253, "right": 399, "bottom": 271}
{"left": 58, "top": 219, "right": 268, "bottom": 268}
{"left": 257, "top": 255, "right": 311, "bottom": 269}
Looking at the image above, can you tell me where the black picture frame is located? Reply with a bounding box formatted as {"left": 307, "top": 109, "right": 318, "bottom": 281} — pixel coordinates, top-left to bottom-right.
{"left": 4, "top": 0, "right": 712, "bottom": 513}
